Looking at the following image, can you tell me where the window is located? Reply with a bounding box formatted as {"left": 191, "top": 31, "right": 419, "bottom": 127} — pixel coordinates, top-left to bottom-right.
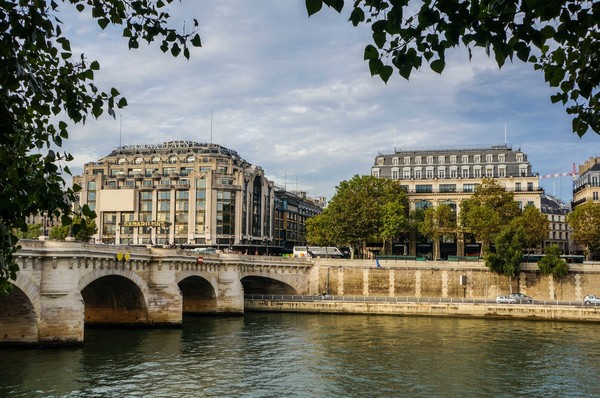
{"left": 152, "top": 156, "right": 161, "bottom": 164}
{"left": 372, "top": 169, "right": 380, "bottom": 178}
{"left": 486, "top": 154, "right": 493, "bottom": 163}
{"left": 519, "top": 166, "right": 528, "bottom": 176}
{"left": 415, "top": 200, "right": 432, "bottom": 209}
{"left": 516, "top": 154, "right": 524, "bottom": 162}
{"left": 474, "top": 168, "right": 481, "bottom": 178}
{"left": 438, "top": 156, "right": 445, "bottom": 164}
{"left": 462, "top": 168, "right": 470, "bottom": 178}
{"left": 450, "top": 168, "right": 457, "bottom": 178}
{"left": 414, "top": 169, "right": 422, "bottom": 179}
{"left": 217, "top": 166, "right": 228, "bottom": 174}
{"left": 426, "top": 169, "right": 434, "bottom": 179}
{"left": 462, "top": 155, "right": 469, "bottom": 164}
{"left": 474, "top": 155, "right": 481, "bottom": 163}
{"left": 486, "top": 167, "right": 494, "bottom": 177}
{"left": 415, "top": 156, "right": 422, "bottom": 165}
{"left": 404, "top": 157, "right": 411, "bottom": 165}
{"left": 438, "top": 168, "right": 446, "bottom": 179}
{"left": 186, "top": 155, "right": 195, "bottom": 163}
{"left": 498, "top": 167, "right": 506, "bottom": 178}
{"left": 391, "top": 170, "right": 399, "bottom": 179}
{"left": 463, "top": 183, "right": 478, "bottom": 193}
{"left": 527, "top": 182, "right": 533, "bottom": 191}
{"left": 416, "top": 184, "right": 432, "bottom": 193}
{"left": 594, "top": 192, "right": 599, "bottom": 201}
{"left": 450, "top": 155, "right": 457, "bottom": 164}
{"left": 498, "top": 154, "right": 505, "bottom": 162}
{"left": 134, "top": 157, "right": 143, "bottom": 164}
{"left": 440, "top": 184, "right": 456, "bottom": 192}
{"left": 403, "top": 168, "right": 411, "bottom": 179}
{"left": 427, "top": 156, "right": 433, "bottom": 165}
{"left": 169, "top": 155, "right": 178, "bottom": 163}
{"left": 118, "top": 158, "right": 127, "bottom": 165}
{"left": 515, "top": 182, "right": 522, "bottom": 191}
{"left": 392, "top": 157, "right": 399, "bottom": 165}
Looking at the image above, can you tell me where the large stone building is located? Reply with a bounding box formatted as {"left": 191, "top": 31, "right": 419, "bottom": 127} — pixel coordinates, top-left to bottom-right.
{"left": 572, "top": 156, "right": 600, "bottom": 208}
{"left": 74, "top": 141, "right": 274, "bottom": 250}
{"left": 371, "top": 144, "right": 543, "bottom": 257}
{"left": 274, "top": 188, "right": 325, "bottom": 253}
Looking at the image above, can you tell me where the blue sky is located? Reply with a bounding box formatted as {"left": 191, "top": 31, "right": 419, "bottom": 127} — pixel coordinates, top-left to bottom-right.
{"left": 60, "top": 1, "right": 599, "bottom": 204}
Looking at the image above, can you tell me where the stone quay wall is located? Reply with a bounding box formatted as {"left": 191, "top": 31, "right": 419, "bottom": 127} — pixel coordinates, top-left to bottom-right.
{"left": 309, "top": 258, "right": 600, "bottom": 301}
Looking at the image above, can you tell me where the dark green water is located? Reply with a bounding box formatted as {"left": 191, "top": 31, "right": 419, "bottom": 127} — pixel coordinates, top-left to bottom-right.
{"left": 1, "top": 314, "right": 599, "bottom": 397}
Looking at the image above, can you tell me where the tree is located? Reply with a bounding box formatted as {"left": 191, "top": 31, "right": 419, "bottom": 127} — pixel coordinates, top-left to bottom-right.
{"left": 460, "top": 178, "right": 521, "bottom": 256}
{"left": 307, "top": 0, "right": 599, "bottom": 136}
{"left": 486, "top": 225, "right": 525, "bottom": 290}
{"left": 567, "top": 202, "right": 600, "bottom": 260}
{"left": 379, "top": 199, "right": 409, "bottom": 255}
{"left": 0, "top": 1, "right": 201, "bottom": 293}
{"left": 12, "top": 224, "right": 43, "bottom": 240}
{"left": 418, "top": 203, "right": 457, "bottom": 260}
{"left": 50, "top": 216, "right": 97, "bottom": 242}
{"left": 511, "top": 204, "right": 549, "bottom": 256}
{"left": 306, "top": 175, "right": 408, "bottom": 257}
{"left": 538, "top": 244, "right": 569, "bottom": 278}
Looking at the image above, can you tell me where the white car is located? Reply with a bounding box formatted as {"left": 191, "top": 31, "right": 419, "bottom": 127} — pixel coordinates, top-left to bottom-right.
{"left": 496, "top": 295, "right": 517, "bottom": 304}
{"left": 583, "top": 295, "right": 600, "bottom": 305}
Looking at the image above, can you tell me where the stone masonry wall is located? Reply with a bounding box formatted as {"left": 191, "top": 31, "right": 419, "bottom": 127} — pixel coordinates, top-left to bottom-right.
{"left": 313, "top": 259, "right": 600, "bottom": 301}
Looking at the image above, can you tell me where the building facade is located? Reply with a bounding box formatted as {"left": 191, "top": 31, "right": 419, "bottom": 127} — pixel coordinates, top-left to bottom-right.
{"left": 273, "top": 189, "right": 324, "bottom": 253}
{"left": 572, "top": 156, "right": 600, "bottom": 208}
{"left": 74, "top": 141, "right": 274, "bottom": 250}
{"left": 372, "top": 144, "right": 543, "bottom": 257}
{"left": 540, "top": 194, "right": 570, "bottom": 254}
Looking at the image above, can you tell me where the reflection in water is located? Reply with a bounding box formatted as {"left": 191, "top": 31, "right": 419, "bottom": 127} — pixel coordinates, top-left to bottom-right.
{"left": 1, "top": 314, "right": 600, "bottom": 397}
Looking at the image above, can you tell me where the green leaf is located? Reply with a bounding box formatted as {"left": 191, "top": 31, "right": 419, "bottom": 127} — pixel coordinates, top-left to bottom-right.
{"left": 430, "top": 59, "right": 445, "bottom": 74}
{"left": 380, "top": 65, "right": 393, "bottom": 83}
{"left": 191, "top": 33, "right": 202, "bottom": 47}
{"left": 364, "top": 44, "right": 379, "bottom": 60}
{"left": 306, "top": 0, "right": 323, "bottom": 16}
{"left": 118, "top": 97, "right": 128, "bottom": 108}
{"left": 98, "top": 17, "right": 110, "bottom": 30}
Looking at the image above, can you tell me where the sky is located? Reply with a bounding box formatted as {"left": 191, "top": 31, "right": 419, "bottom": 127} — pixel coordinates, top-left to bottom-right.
{"left": 58, "top": 1, "right": 599, "bottom": 204}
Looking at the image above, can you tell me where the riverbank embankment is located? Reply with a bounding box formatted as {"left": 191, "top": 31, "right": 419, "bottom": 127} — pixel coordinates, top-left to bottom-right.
{"left": 245, "top": 299, "right": 600, "bottom": 323}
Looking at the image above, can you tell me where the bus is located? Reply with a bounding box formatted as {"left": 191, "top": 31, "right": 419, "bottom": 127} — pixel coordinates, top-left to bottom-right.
{"left": 293, "top": 246, "right": 345, "bottom": 259}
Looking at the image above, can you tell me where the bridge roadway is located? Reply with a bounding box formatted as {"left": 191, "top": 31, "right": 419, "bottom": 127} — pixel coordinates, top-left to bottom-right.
{"left": 1, "top": 240, "right": 312, "bottom": 346}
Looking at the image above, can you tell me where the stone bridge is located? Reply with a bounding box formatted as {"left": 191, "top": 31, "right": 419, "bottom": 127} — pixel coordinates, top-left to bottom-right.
{"left": 0, "top": 240, "right": 313, "bottom": 346}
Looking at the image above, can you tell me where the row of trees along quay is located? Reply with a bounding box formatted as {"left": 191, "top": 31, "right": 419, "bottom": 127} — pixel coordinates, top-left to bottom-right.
{"left": 0, "top": 0, "right": 598, "bottom": 293}
{"left": 305, "top": 176, "right": 600, "bottom": 282}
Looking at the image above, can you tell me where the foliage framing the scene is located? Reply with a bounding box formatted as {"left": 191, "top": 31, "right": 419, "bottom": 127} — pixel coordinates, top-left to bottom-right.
{"left": 307, "top": 0, "right": 599, "bottom": 136}
{"left": 0, "top": 0, "right": 201, "bottom": 292}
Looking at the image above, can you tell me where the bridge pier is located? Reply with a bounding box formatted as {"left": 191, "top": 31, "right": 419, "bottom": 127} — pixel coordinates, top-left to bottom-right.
{"left": 39, "top": 257, "right": 84, "bottom": 345}
{"left": 147, "top": 261, "right": 183, "bottom": 325}
{"left": 216, "top": 266, "right": 244, "bottom": 314}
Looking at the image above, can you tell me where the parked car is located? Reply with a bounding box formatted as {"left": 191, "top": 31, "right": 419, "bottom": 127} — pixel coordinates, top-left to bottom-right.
{"left": 508, "top": 293, "right": 533, "bottom": 303}
{"left": 496, "top": 295, "right": 517, "bottom": 304}
{"left": 583, "top": 295, "right": 600, "bottom": 305}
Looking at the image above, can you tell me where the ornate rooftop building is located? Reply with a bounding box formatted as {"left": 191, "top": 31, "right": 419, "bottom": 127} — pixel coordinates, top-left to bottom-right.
{"left": 74, "top": 141, "right": 274, "bottom": 250}
{"left": 372, "top": 144, "right": 543, "bottom": 258}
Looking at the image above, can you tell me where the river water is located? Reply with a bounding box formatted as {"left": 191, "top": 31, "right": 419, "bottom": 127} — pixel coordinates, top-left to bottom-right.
{"left": 1, "top": 313, "right": 600, "bottom": 398}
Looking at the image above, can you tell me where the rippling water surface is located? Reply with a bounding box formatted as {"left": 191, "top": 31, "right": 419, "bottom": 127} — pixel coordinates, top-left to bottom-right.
{"left": 2, "top": 314, "right": 600, "bottom": 397}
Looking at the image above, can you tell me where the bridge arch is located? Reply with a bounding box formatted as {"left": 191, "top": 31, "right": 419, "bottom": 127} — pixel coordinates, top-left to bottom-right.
{"left": 0, "top": 278, "right": 39, "bottom": 344}
{"left": 241, "top": 276, "right": 298, "bottom": 295}
{"left": 177, "top": 275, "right": 218, "bottom": 314}
{"left": 79, "top": 269, "right": 149, "bottom": 325}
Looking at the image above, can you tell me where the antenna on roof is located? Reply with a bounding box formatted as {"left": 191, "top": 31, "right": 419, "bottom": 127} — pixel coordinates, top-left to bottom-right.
{"left": 210, "top": 110, "right": 213, "bottom": 144}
